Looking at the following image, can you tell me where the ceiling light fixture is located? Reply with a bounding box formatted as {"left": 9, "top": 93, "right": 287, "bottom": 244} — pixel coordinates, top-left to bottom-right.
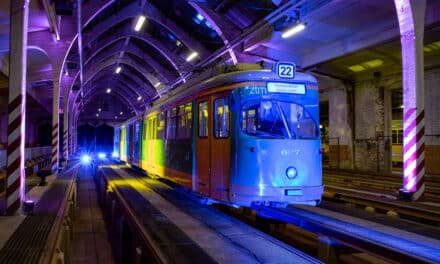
{"left": 137, "top": 96, "right": 142, "bottom": 101}
{"left": 120, "top": 111, "right": 123, "bottom": 115}
{"left": 186, "top": 51, "right": 198, "bottom": 62}
{"left": 115, "top": 66, "right": 122, "bottom": 74}
{"left": 98, "top": 108, "right": 102, "bottom": 112}
{"left": 134, "top": 15, "right": 146, "bottom": 32}
{"left": 281, "top": 22, "right": 306, "bottom": 39}
{"left": 96, "top": 113, "right": 99, "bottom": 117}
{"left": 154, "top": 82, "right": 161, "bottom": 88}
{"left": 106, "top": 88, "right": 111, "bottom": 94}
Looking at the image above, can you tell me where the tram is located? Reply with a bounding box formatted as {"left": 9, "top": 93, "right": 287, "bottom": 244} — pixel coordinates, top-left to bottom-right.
{"left": 114, "top": 62, "right": 323, "bottom": 207}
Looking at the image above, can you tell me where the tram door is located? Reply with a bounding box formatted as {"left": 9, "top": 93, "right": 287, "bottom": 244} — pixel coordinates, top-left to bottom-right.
{"left": 196, "top": 97, "right": 211, "bottom": 195}
{"left": 196, "top": 94, "right": 231, "bottom": 200}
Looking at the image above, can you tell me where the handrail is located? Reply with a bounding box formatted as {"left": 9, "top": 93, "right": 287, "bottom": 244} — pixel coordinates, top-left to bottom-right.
{"left": 39, "top": 165, "right": 79, "bottom": 264}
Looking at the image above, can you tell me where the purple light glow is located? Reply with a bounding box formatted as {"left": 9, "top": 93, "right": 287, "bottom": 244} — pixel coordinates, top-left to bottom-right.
{"left": 395, "top": 0, "right": 426, "bottom": 197}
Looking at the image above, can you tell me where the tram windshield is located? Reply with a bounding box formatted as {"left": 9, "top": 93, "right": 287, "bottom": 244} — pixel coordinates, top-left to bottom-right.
{"left": 241, "top": 100, "right": 318, "bottom": 139}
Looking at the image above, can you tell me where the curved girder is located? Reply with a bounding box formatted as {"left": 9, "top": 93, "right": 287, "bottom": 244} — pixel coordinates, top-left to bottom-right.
{"left": 79, "top": 84, "right": 139, "bottom": 116}
{"left": 84, "top": 36, "right": 176, "bottom": 82}
{"left": 70, "top": 54, "right": 160, "bottom": 99}
{"left": 85, "top": 22, "right": 190, "bottom": 74}
{"left": 82, "top": 1, "right": 209, "bottom": 59}
{"left": 188, "top": 1, "right": 241, "bottom": 64}
{"left": 87, "top": 55, "right": 157, "bottom": 88}
{"left": 86, "top": 73, "right": 155, "bottom": 104}
{"left": 73, "top": 66, "right": 149, "bottom": 110}
{"left": 85, "top": 48, "right": 167, "bottom": 89}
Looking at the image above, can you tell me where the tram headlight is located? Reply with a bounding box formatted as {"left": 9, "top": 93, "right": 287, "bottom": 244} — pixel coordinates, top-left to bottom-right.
{"left": 286, "top": 166, "right": 297, "bottom": 179}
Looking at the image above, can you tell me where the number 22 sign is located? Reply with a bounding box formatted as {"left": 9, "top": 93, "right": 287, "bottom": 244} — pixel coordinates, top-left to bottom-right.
{"left": 276, "top": 62, "right": 295, "bottom": 78}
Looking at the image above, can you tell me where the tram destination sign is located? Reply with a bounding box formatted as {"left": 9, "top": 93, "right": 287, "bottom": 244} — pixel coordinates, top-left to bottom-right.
{"left": 267, "top": 82, "right": 306, "bottom": 94}
{"left": 276, "top": 62, "right": 296, "bottom": 78}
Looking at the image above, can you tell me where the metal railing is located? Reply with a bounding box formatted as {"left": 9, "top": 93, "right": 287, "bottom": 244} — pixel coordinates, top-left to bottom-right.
{"left": 39, "top": 166, "right": 78, "bottom": 264}
{"left": 0, "top": 146, "right": 51, "bottom": 169}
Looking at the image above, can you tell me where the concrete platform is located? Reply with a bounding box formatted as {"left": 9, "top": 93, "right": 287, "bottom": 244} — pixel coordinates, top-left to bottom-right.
{"left": 105, "top": 165, "right": 320, "bottom": 264}
{"left": 70, "top": 163, "right": 115, "bottom": 264}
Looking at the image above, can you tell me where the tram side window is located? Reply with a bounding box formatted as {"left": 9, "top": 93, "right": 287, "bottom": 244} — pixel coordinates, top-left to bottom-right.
{"left": 166, "top": 108, "right": 177, "bottom": 139}
{"left": 157, "top": 112, "right": 166, "bottom": 140}
{"left": 214, "top": 98, "right": 230, "bottom": 138}
{"left": 177, "top": 103, "right": 192, "bottom": 139}
{"left": 148, "top": 117, "right": 157, "bottom": 140}
{"left": 142, "top": 119, "right": 147, "bottom": 140}
{"left": 198, "top": 101, "right": 209, "bottom": 137}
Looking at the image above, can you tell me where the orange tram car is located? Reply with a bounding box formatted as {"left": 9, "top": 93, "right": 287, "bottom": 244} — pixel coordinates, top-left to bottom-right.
{"left": 114, "top": 63, "right": 323, "bottom": 207}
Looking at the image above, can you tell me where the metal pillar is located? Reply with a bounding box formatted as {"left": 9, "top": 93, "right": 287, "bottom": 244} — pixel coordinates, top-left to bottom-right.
{"left": 394, "top": 0, "right": 426, "bottom": 201}
{"left": 51, "top": 79, "right": 60, "bottom": 173}
{"left": 63, "top": 94, "right": 69, "bottom": 160}
{"left": 4, "top": 0, "right": 29, "bottom": 215}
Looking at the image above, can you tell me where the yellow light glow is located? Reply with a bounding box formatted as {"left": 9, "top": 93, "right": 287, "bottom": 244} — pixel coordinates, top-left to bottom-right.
{"left": 363, "top": 59, "right": 383, "bottom": 68}
{"left": 348, "top": 65, "right": 366, "bottom": 72}
{"left": 424, "top": 47, "right": 432, "bottom": 52}
{"left": 135, "top": 15, "right": 146, "bottom": 32}
{"left": 186, "top": 51, "right": 198, "bottom": 62}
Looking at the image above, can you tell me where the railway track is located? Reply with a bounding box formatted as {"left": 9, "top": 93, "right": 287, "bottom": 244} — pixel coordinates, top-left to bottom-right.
{"left": 323, "top": 169, "right": 440, "bottom": 201}
{"left": 97, "top": 161, "right": 440, "bottom": 264}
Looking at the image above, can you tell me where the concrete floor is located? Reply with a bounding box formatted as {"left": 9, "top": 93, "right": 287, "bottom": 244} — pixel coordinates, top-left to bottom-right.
{"left": 70, "top": 168, "right": 115, "bottom": 264}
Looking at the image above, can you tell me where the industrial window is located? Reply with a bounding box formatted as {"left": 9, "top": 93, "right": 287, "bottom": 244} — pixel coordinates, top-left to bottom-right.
{"left": 198, "top": 101, "right": 209, "bottom": 137}
{"left": 157, "top": 112, "right": 166, "bottom": 140}
{"left": 392, "top": 129, "right": 403, "bottom": 144}
{"left": 214, "top": 98, "right": 230, "bottom": 138}
{"left": 166, "top": 108, "right": 177, "bottom": 139}
{"left": 177, "top": 103, "right": 192, "bottom": 139}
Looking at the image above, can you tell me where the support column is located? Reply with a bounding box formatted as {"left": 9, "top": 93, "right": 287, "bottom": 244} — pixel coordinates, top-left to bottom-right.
{"left": 68, "top": 109, "right": 73, "bottom": 156}
{"left": 394, "top": 0, "right": 426, "bottom": 201}
{"left": 63, "top": 94, "right": 69, "bottom": 160}
{"left": 4, "top": 0, "right": 29, "bottom": 215}
{"left": 52, "top": 79, "right": 60, "bottom": 173}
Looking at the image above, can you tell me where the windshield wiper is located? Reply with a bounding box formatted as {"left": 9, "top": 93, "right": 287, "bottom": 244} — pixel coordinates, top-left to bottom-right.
{"left": 276, "top": 102, "right": 292, "bottom": 139}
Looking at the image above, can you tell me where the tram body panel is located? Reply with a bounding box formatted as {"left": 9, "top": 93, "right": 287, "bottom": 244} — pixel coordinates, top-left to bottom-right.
{"left": 231, "top": 138, "right": 323, "bottom": 205}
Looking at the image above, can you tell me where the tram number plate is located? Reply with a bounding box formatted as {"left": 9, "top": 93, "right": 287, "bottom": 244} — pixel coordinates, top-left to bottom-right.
{"left": 277, "top": 62, "right": 295, "bottom": 78}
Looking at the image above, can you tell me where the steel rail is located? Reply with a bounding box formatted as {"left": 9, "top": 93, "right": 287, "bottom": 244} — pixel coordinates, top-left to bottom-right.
{"left": 252, "top": 204, "right": 440, "bottom": 264}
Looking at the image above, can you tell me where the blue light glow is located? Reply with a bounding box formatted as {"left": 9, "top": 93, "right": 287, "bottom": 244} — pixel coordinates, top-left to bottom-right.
{"left": 205, "top": 21, "right": 212, "bottom": 28}
{"left": 286, "top": 167, "right": 298, "bottom": 179}
{"left": 81, "top": 154, "right": 91, "bottom": 164}
{"left": 112, "top": 152, "right": 119, "bottom": 158}
{"left": 196, "top": 13, "right": 204, "bottom": 21}
{"left": 98, "top": 152, "right": 106, "bottom": 159}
